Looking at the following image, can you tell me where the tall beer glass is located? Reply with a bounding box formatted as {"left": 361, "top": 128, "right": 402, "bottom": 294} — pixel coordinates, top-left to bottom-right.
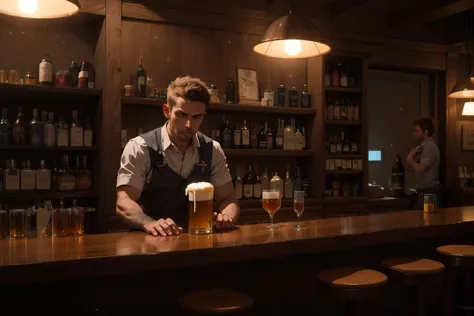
{"left": 185, "top": 182, "right": 214, "bottom": 235}
{"left": 262, "top": 189, "right": 281, "bottom": 229}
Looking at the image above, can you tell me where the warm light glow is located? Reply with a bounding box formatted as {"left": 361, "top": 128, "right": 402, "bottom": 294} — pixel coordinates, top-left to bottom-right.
{"left": 18, "top": 0, "right": 38, "bottom": 14}
{"left": 462, "top": 101, "right": 474, "bottom": 116}
{"left": 284, "top": 40, "right": 302, "bottom": 56}
{"left": 0, "top": 0, "right": 80, "bottom": 19}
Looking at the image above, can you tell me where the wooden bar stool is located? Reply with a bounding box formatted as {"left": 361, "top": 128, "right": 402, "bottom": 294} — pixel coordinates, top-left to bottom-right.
{"left": 317, "top": 267, "right": 388, "bottom": 316}
{"left": 437, "top": 245, "right": 474, "bottom": 316}
{"left": 381, "top": 258, "right": 445, "bottom": 316}
{"left": 178, "top": 288, "right": 254, "bottom": 315}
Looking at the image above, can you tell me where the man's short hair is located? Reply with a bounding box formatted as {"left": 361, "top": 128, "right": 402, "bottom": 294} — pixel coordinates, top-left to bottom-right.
{"left": 414, "top": 116, "right": 436, "bottom": 137}
{"left": 166, "top": 76, "right": 210, "bottom": 109}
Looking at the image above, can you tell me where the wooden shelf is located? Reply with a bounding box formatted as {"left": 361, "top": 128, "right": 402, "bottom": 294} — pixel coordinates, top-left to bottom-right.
{"left": 0, "top": 83, "right": 102, "bottom": 97}
{"left": 223, "top": 149, "right": 314, "bottom": 157}
{"left": 326, "top": 154, "right": 363, "bottom": 159}
{"left": 207, "top": 103, "right": 316, "bottom": 115}
{"left": 326, "top": 170, "right": 363, "bottom": 175}
{"left": 0, "top": 191, "right": 97, "bottom": 202}
{"left": 325, "top": 87, "right": 362, "bottom": 93}
{"left": 0, "top": 145, "right": 98, "bottom": 152}
{"left": 122, "top": 97, "right": 164, "bottom": 108}
{"left": 325, "top": 120, "right": 362, "bottom": 125}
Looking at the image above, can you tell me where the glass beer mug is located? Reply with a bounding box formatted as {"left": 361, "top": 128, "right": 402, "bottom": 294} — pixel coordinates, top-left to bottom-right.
{"left": 185, "top": 182, "right": 214, "bottom": 235}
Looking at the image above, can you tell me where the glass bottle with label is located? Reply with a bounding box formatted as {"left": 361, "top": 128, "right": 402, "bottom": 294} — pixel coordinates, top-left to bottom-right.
{"left": 69, "top": 61, "right": 79, "bottom": 88}
{"left": 294, "top": 128, "right": 303, "bottom": 150}
{"left": 57, "top": 115, "right": 69, "bottom": 147}
{"left": 327, "top": 101, "right": 334, "bottom": 120}
{"left": 211, "top": 125, "right": 219, "bottom": 141}
{"left": 136, "top": 57, "right": 147, "bottom": 98}
{"left": 340, "top": 100, "right": 348, "bottom": 120}
{"left": 29, "top": 109, "right": 43, "bottom": 146}
{"left": 275, "top": 120, "right": 284, "bottom": 149}
{"left": 284, "top": 169, "right": 294, "bottom": 199}
{"left": 84, "top": 116, "right": 93, "bottom": 147}
{"left": 331, "top": 64, "right": 340, "bottom": 87}
{"left": 0, "top": 109, "right": 11, "bottom": 145}
{"left": 76, "top": 156, "right": 92, "bottom": 191}
{"left": 250, "top": 125, "right": 258, "bottom": 149}
{"left": 78, "top": 60, "right": 89, "bottom": 89}
{"left": 39, "top": 54, "right": 53, "bottom": 86}
{"left": 342, "top": 132, "right": 350, "bottom": 154}
{"left": 243, "top": 165, "right": 254, "bottom": 199}
{"left": 36, "top": 160, "right": 51, "bottom": 192}
{"left": 277, "top": 84, "right": 286, "bottom": 107}
{"left": 347, "top": 100, "right": 354, "bottom": 120}
{"left": 330, "top": 136, "right": 337, "bottom": 154}
{"left": 333, "top": 100, "right": 341, "bottom": 120}
{"left": 226, "top": 76, "right": 235, "bottom": 104}
{"left": 301, "top": 127, "right": 307, "bottom": 149}
{"left": 44, "top": 112, "right": 56, "bottom": 147}
{"left": 221, "top": 120, "right": 232, "bottom": 149}
{"left": 233, "top": 124, "right": 241, "bottom": 148}
{"left": 258, "top": 125, "right": 267, "bottom": 149}
{"left": 340, "top": 66, "right": 348, "bottom": 87}
{"left": 253, "top": 166, "right": 262, "bottom": 199}
{"left": 288, "top": 85, "right": 298, "bottom": 108}
{"left": 265, "top": 123, "right": 273, "bottom": 150}
{"left": 351, "top": 139, "right": 358, "bottom": 153}
{"left": 261, "top": 167, "right": 270, "bottom": 191}
{"left": 270, "top": 172, "right": 283, "bottom": 198}
{"left": 336, "top": 135, "right": 342, "bottom": 154}
{"left": 5, "top": 160, "right": 20, "bottom": 193}
{"left": 87, "top": 62, "right": 96, "bottom": 89}
{"left": 70, "top": 110, "right": 84, "bottom": 147}
{"left": 301, "top": 84, "right": 311, "bottom": 108}
{"left": 13, "top": 107, "right": 27, "bottom": 145}
{"left": 264, "top": 86, "right": 274, "bottom": 107}
{"left": 241, "top": 120, "right": 250, "bottom": 149}
{"left": 58, "top": 155, "right": 75, "bottom": 191}
{"left": 21, "top": 160, "right": 36, "bottom": 192}
{"left": 234, "top": 175, "right": 243, "bottom": 200}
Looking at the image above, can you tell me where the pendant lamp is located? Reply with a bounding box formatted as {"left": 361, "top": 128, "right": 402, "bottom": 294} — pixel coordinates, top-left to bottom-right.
{"left": 462, "top": 100, "right": 474, "bottom": 115}
{"left": 253, "top": 0, "right": 331, "bottom": 59}
{"left": 0, "top": 0, "right": 80, "bottom": 19}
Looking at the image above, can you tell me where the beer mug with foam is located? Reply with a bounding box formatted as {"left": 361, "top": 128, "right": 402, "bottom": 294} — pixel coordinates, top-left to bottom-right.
{"left": 185, "top": 182, "right": 214, "bottom": 234}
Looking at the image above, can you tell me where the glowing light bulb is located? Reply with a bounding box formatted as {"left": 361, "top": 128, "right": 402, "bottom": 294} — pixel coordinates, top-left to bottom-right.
{"left": 18, "top": 0, "right": 38, "bottom": 15}
{"left": 284, "top": 40, "right": 301, "bottom": 56}
{"left": 462, "top": 101, "right": 474, "bottom": 116}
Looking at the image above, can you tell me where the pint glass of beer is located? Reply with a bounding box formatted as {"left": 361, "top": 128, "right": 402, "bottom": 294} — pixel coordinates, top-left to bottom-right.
{"left": 262, "top": 189, "right": 281, "bottom": 229}
{"left": 185, "top": 182, "right": 214, "bottom": 234}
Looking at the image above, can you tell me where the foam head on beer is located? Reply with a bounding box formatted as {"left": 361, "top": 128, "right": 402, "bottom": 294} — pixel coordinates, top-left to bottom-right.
{"left": 262, "top": 190, "right": 280, "bottom": 200}
{"left": 185, "top": 182, "right": 214, "bottom": 201}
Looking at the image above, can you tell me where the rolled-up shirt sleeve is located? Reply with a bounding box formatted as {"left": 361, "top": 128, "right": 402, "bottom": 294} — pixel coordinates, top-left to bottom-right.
{"left": 420, "top": 145, "right": 437, "bottom": 168}
{"left": 116, "top": 137, "right": 150, "bottom": 192}
{"left": 209, "top": 141, "right": 232, "bottom": 188}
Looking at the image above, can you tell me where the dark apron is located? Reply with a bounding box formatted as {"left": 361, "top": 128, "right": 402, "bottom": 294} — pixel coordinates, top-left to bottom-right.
{"left": 137, "top": 127, "right": 213, "bottom": 228}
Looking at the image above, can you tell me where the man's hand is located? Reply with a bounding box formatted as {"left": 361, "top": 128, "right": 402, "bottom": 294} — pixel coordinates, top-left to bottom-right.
{"left": 214, "top": 212, "right": 234, "bottom": 229}
{"left": 143, "top": 218, "right": 183, "bottom": 237}
{"left": 406, "top": 147, "right": 419, "bottom": 165}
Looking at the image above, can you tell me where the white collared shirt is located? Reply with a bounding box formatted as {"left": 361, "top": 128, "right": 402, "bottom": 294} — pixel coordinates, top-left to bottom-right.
{"left": 116, "top": 124, "right": 232, "bottom": 192}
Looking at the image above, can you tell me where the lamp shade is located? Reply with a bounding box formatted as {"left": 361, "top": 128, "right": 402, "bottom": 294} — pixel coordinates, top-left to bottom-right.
{"left": 462, "top": 101, "right": 474, "bottom": 115}
{"left": 0, "top": 0, "right": 80, "bottom": 19}
{"left": 253, "top": 12, "right": 331, "bottom": 59}
{"left": 448, "top": 74, "right": 474, "bottom": 98}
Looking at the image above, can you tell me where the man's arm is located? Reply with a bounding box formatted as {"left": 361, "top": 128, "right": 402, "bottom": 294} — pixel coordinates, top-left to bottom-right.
{"left": 214, "top": 180, "right": 240, "bottom": 221}
{"left": 116, "top": 185, "right": 154, "bottom": 230}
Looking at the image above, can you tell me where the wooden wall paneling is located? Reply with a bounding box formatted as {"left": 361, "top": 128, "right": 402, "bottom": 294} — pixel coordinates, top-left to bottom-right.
{"left": 101, "top": 0, "right": 122, "bottom": 231}
{"left": 80, "top": 0, "right": 106, "bottom": 15}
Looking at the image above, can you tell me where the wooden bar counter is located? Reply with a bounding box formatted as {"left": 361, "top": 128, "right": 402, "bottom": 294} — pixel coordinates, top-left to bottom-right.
{"left": 2, "top": 206, "right": 474, "bottom": 285}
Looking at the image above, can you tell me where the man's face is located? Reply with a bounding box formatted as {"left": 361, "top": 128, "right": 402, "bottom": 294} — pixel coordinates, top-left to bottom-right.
{"left": 164, "top": 97, "right": 206, "bottom": 142}
{"left": 413, "top": 125, "right": 426, "bottom": 145}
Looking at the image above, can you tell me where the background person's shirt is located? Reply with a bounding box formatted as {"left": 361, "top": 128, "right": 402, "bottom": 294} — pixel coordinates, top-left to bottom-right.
{"left": 414, "top": 138, "right": 440, "bottom": 189}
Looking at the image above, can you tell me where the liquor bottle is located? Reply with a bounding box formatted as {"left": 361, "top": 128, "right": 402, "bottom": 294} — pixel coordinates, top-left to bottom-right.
{"left": 234, "top": 175, "right": 243, "bottom": 200}
{"left": 69, "top": 61, "right": 79, "bottom": 87}
{"left": 265, "top": 123, "right": 273, "bottom": 150}
{"left": 0, "top": 109, "right": 11, "bottom": 145}
{"left": 340, "top": 65, "right": 348, "bottom": 87}
{"left": 275, "top": 120, "right": 284, "bottom": 149}
{"left": 391, "top": 153, "right": 405, "bottom": 197}
{"left": 336, "top": 135, "right": 342, "bottom": 154}
{"left": 39, "top": 54, "right": 53, "bottom": 86}
{"left": 331, "top": 64, "right": 340, "bottom": 87}
{"left": 76, "top": 156, "right": 92, "bottom": 191}
{"left": 70, "top": 110, "right": 84, "bottom": 147}
{"left": 277, "top": 84, "right": 286, "bottom": 107}
{"left": 5, "top": 160, "right": 20, "bottom": 193}
{"left": 258, "top": 125, "right": 267, "bottom": 149}
{"left": 226, "top": 76, "right": 235, "bottom": 104}
{"left": 264, "top": 86, "right": 274, "bottom": 107}
{"left": 327, "top": 101, "right": 334, "bottom": 120}
{"left": 253, "top": 166, "right": 262, "bottom": 199}
{"left": 233, "top": 124, "right": 241, "bottom": 148}
{"left": 241, "top": 120, "right": 250, "bottom": 149}
{"left": 347, "top": 100, "right": 354, "bottom": 120}
{"left": 354, "top": 104, "right": 360, "bottom": 121}
{"left": 13, "top": 107, "right": 27, "bottom": 145}
{"left": 330, "top": 136, "right": 337, "bottom": 154}
{"left": 250, "top": 125, "right": 258, "bottom": 149}
{"left": 301, "top": 84, "right": 311, "bottom": 108}
{"left": 295, "top": 128, "right": 303, "bottom": 150}
{"left": 29, "top": 108, "right": 43, "bottom": 146}
{"left": 44, "top": 112, "right": 56, "bottom": 146}
{"left": 36, "top": 160, "right": 51, "bottom": 192}
{"left": 84, "top": 116, "right": 93, "bottom": 147}
{"left": 283, "top": 120, "right": 293, "bottom": 150}
{"left": 270, "top": 172, "right": 283, "bottom": 197}
{"left": 261, "top": 167, "right": 270, "bottom": 191}
{"left": 78, "top": 60, "right": 89, "bottom": 89}
{"left": 87, "top": 61, "right": 96, "bottom": 89}
{"left": 58, "top": 155, "right": 75, "bottom": 191}
{"left": 301, "top": 127, "right": 307, "bottom": 149}
{"left": 340, "top": 100, "right": 348, "bottom": 120}
{"left": 211, "top": 125, "right": 219, "bottom": 141}
{"left": 347, "top": 67, "right": 355, "bottom": 88}
{"left": 351, "top": 139, "right": 358, "bottom": 153}
{"left": 334, "top": 100, "right": 341, "bottom": 120}
{"left": 294, "top": 166, "right": 302, "bottom": 191}
{"left": 284, "top": 167, "right": 294, "bottom": 199}
{"left": 221, "top": 120, "right": 232, "bottom": 149}
{"left": 21, "top": 160, "right": 36, "bottom": 192}
{"left": 56, "top": 114, "right": 69, "bottom": 147}
{"left": 342, "top": 132, "right": 350, "bottom": 154}
{"left": 288, "top": 85, "right": 298, "bottom": 107}
{"left": 136, "top": 57, "right": 147, "bottom": 98}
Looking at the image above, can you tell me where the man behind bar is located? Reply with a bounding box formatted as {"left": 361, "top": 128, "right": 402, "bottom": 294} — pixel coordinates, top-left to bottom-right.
{"left": 116, "top": 76, "right": 239, "bottom": 237}
{"left": 406, "top": 117, "right": 441, "bottom": 209}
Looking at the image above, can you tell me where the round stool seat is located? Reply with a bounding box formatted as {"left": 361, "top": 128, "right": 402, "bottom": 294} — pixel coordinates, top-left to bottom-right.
{"left": 382, "top": 258, "right": 445, "bottom": 275}
{"left": 437, "top": 245, "right": 474, "bottom": 257}
{"left": 178, "top": 288, "right": 253, "bottom": 314}
{"left": 318, "top": 267, "right": 388, "bottom": 288}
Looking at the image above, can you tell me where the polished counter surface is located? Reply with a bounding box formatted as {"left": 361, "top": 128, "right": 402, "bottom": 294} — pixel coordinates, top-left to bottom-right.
{"left": 2, "top": 207, "right": 474, "bottom": 284}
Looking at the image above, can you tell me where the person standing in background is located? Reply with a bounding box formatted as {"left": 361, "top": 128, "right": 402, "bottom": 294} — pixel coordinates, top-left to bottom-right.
{"left": 406, "top": 117, "right": 441, "bottom": 209}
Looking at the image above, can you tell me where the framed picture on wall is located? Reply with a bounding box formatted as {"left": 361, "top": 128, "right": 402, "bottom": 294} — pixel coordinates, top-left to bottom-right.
{"left": 236, "top": 68, "right": 260, "bottom": 105}
{"left": 462, "top": 123, "right": 474, "bottom": 150}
